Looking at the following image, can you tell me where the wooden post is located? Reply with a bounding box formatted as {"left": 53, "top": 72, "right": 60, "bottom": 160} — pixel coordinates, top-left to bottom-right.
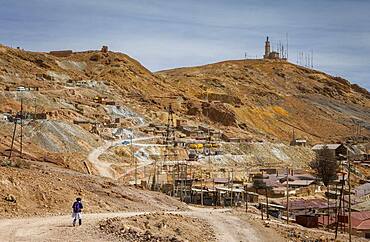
{"left": 200, "top": 169, "right": 204, "bottom": 206}
{"left": 131, "top": 134, "right": 137, "bottom": 186}
{"left": 327, "top": 184, "right": 330, "bottom": 229}
{"left": 265, "top": 187, "right": 269, "bottom": 219}
{"left": 230, "top": 168, "right": 234, "bottom": 207}
{"left": 83, "top": 161, "right": 92, "bottom": 175}
{"left": 335, "top": 183, "right": 338, "bottom": 226}
{"left": 33, "top": 97, "right": 37, "bottom": 120}
{"left": 213, "top": 175, "right": 216, "bottom": 207}
{"left": 286, "top": 167, "right": 289, "bottom": 224}
{"left": 348, "top": 151, "right": 352, "bottom": 242}
{"left": 335, "top": 173, "right": 345, "bottom": 239}
{"left": 152, "top": 160, "right": 157, "bottom": 191}
{"left": 172, "top": 164, "right": 175, "bottom": 196}
{"left": 245, "top": 190, "right": 248, "bottom": 213}
{"left": 261, "top": 202, "right": 264, "bottom": 220}
{"left": 20, "top": 98, "right": 23, "bottom": 158}
{"left": 180, "top": 169, "right": 184, "bottom": 202}
{"left": 9, "top": 121, "right": 17, "bottom": 159}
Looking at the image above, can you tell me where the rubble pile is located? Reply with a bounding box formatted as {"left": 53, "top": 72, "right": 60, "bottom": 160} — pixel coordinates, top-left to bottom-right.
{"left": 99, "top": 213, "right": 215, "bottom": 242}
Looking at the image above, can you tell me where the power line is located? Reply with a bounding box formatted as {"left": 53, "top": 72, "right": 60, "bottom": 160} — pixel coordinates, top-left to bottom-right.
{"left": 20, "top": 97, "right": 23, "bottom": 157}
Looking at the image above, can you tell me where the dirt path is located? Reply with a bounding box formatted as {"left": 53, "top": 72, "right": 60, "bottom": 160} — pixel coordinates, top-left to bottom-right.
{"left": 87, "top": 136, "right": 160, "bottom": 179}
{"left": 0, "top": 211, "right": 145, "bottom": 242}
{"left": 87, "top": 140, "right": 116, "bottom": 178}
{"left": 183, "top": 207, "right": 279, "bottom": 242}
{"left": 0, "top": 207, "right": 281, "bottom": 242}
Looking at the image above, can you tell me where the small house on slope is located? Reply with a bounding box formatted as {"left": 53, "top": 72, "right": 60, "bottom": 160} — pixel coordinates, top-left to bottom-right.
{"left": 312, "top": 144, "right": 347, "bottom": 161}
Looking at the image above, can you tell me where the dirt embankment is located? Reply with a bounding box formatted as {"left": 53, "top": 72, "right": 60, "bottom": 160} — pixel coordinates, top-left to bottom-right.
{"left": 99, "top": 213, "right": 215, "bottom": 242}
{"left": 0, "top": 163, "right": 187, "bottom": 218}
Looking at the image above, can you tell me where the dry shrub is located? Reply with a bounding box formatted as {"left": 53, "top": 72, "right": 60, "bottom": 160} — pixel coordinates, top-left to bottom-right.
{"left": 1, "top": 158, "right": 31, "bottom": 169}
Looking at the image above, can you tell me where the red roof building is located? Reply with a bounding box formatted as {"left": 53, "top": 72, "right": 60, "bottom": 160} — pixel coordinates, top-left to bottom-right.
{"left": 319, "top": 211, "right": 370, "bottom": 238}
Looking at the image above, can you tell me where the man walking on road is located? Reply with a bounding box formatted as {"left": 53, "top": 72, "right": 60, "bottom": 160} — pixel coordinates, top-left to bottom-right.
{"left": 72, "top": 197, "right": 83, "bottom": 226}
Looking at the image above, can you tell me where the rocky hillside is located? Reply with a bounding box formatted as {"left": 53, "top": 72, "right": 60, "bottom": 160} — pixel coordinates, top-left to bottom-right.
{"left": 0, "top": 45, "right": 173, "bottom": 168}
{"left": 0, "top": 44, "right": 369, "bottom": 149}
{"left": 0, "top": 44, "right": 172, "bottom": 111}
{"left": 157, "top": 59, "right": 370, "bottom": 143}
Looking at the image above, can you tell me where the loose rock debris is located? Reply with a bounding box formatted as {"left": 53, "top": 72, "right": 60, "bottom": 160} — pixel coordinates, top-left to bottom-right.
{"left": 98, "top": 213, "right": 216, "bottom": 242}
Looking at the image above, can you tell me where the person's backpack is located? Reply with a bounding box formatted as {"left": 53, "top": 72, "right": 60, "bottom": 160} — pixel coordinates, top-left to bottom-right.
{"left": 73, "top": 202, "right": 80, "bottom": 213}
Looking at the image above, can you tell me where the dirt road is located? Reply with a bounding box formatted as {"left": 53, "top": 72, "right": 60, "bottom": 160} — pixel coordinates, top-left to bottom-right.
{"left": 87, "top": 136, "right": 160, "bottom": 179}
{"left": 0, "top": 207, "right": 281, "bottom": 242}
{"left": 184, "top": 207, "right": 279, "bottom": 242}
{"left": 0, "top": 211, "right": 144, "bottom": 242}
{"left": 87, "top": 140, "right": 117, "bottom": 178}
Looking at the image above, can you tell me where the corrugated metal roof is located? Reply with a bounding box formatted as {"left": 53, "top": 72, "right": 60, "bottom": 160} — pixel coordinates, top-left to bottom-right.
{"left": 295, "top": 139, "right": 307, "bottom": 143}
{"left": 279, "top": 198, "right": 336, "bottom": 210}
{"left": 355, "top": 220, "right": 370, "bottom": 230}
{"left": 355, "top": 183, "right": 370, "bottom": 197}
{"left": 312, "top": 144, "right": 342, "bottom": 150}
{"left": 282, "top": 180, "right": 314, "bottom": 186}
{"left": 351, "top": 211, "right": 370, "bottom": 222}
{"left": 215, "top": 186, "right": 245, "bottom": 193}
{"left": 213, "top": 178, "right": 229, "bottom": 183}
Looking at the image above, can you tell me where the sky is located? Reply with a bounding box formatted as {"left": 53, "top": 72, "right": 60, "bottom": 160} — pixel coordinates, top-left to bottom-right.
{"left": 0, "top": 0, "right": 369, "bottom": 90}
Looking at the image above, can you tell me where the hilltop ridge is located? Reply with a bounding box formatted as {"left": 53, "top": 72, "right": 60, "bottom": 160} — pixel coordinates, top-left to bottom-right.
{"left": 0, "top": 44, "right": 369, "bottom": 147}
{"left": 157, "top": 59, "right": 370, "bottom": 142}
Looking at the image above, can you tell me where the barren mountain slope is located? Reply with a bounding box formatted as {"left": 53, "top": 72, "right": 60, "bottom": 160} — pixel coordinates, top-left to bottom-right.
{"left": 157, "top": 59, "right": 370, "bottom": 142}
{"left": 0, "top": 162, "right": 187, "bottom": 218}
{"left": 0, "top": 44, "right": 368, "bottom": 160}
{"left": 0, "top": 44, "right": 170, "bottom": 96}
{"left": 0, "top": 45, "right": 174, "bottom": 169}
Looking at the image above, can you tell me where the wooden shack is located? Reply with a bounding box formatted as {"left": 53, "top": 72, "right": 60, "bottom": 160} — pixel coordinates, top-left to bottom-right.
{"left": 295, "top": 215, "right": 319, "bottom": 228}
{"left": 312, "top": 144, "right": 347, "bottom": 161}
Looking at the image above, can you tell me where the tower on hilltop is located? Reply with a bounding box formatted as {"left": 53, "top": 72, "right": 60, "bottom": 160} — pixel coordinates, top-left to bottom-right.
{"left": 264, "top": 36, "right": 271, "bottom": 59}
{"left": 263, "top": 36, "right": 283, "bottom": 60}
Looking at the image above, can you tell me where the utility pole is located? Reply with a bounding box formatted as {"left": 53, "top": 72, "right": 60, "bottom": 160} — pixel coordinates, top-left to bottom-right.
{"left": 245, "top": 189, "right": 248, "bottom": 213}
{"left": 172, "top": 164, "right": 176, "bottom": 196}
{"left": 180, "top": 164, "right": 184, "bottom": 202}
{"left": 9, "top": 96, "right": 24, "bottom": 159}
{"left": 245, "top": 167, "right": 249, "bottom": 213}
{"left": 33, "top": 97, "right": 37, "bottom": 119}
{"left": 152, "top": 160, "right": 157, "bottom": 191}
{"left": 200, "top": 168, "right": 204, "bottom": 206}
{"left": 335, "top": 172, "right": 345, "bottom": 239}
{"left": 20, "top": 97, "right": 23, "bottom": 157}
{"left": 184, "top": 164, "right": 188, "bottom": 202}
{"left": 286, "top": 32, "right": 289, "bottom": 60}
{"left": 164, "top": 104, "right": 175, "bottom": 192}
{"left": 348, "top": 148, "right": 352, "bottom": 242}
{"left": 213, "top": 171, "right": 217, "bottom": 207}
{"left": 266, "top": 187, "right": 269, "bottom": 219}
{"left": 205, "top": 89, "right": 212, "bottom": 171}
{"left": 311, "top": 50, "right": 314, "bottom": 68}
{"left": 165, "top": 104, "right": 175, "bottom": 145}
{"left": 130, "top": 134, "right": 137, "bottom": 186}
{"left": 230, "top": 168, "right": 234, "bottom": 207}
{"left": 286, "top": 167, "right": 290, "bottom": 224}
{"left": 8, "top": 120, "right": 17, "bottom": 159}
